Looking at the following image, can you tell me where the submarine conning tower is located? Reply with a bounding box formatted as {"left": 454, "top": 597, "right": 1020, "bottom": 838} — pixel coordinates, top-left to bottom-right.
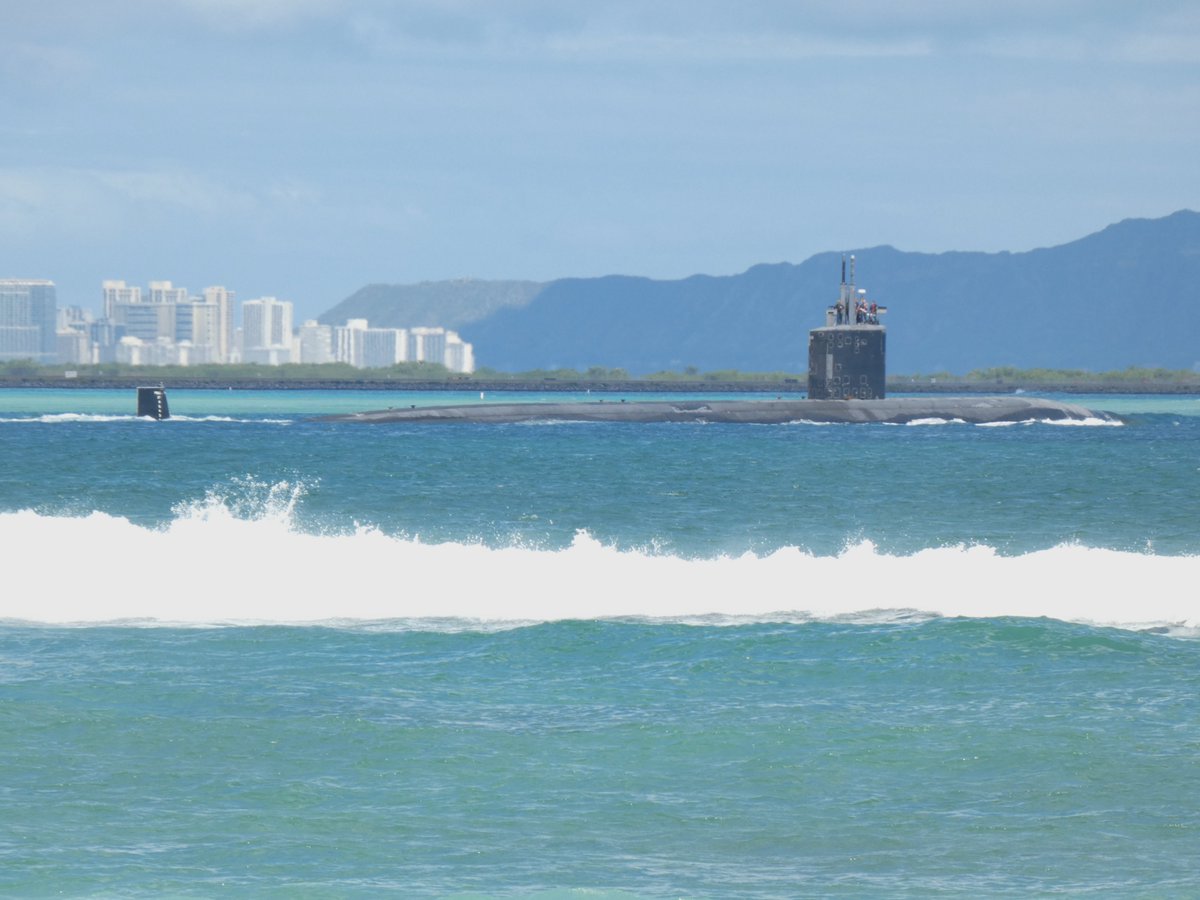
{"left": 807, "top": 254, "right": 887, "bottom": 400}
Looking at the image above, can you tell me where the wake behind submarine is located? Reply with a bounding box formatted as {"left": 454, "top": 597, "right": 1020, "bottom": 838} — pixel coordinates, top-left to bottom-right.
{"left": 319, "top": 258, "right": 1115, "bottom": 426}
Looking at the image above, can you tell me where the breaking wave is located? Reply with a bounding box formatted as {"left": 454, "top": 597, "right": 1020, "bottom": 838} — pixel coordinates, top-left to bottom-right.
{"left": 0, "top": 481, "right": 1193, "bottom": 632}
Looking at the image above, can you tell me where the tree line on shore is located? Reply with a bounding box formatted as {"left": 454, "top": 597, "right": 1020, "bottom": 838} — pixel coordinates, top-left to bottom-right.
{"left": 0, "top": 359, "right": 1197, "bottom": 390}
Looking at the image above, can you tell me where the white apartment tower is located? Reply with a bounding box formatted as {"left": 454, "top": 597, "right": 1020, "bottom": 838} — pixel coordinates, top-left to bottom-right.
{"left": 445, "top": 333, "right": 475, "bottom": 374}
{"left": 296, "top": 320, "right": 334, "bottom": 364}
{"left": 361, "top": 327, "right": 409, "bottom": 368}
{"left": 202, "top": 286, "right": 235, "bottom": 363}
{"left": 408, "top": 326, "right": 445, "bottom": 364}
{"left": 329, "top": 319, "right": 474, "bottom": 372}
{"left": 242, "top": 296, "right": 294, "bottom": 365}
{"left": 173, "top": 301, "right": 220, "bottom": 363}
{"left": 333, "top": 318, "right": 369, "bottom": 368}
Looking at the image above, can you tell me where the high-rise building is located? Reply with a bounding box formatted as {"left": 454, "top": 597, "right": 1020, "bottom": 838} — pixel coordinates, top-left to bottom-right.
{"left": 242, "top": 296, "right": 294, "bottom": 365}
{"left": 174, "top": 301, "right": 221, "bottom": 363}
{"left": 147, "top": 280, "right": 188, "bottom": 305}
{"left": 445, "top": 333, "right": 475, "bottom": 374}
{"left": 109, "top": 279, "right": 181, "bottom": 344}
{"left": 201, "top": 286, "right": 235, "bottom": 363}
{"left": 297, "top": 321, "right": 334, "bottom": 364}
{"left": 328, "top": 320, "right": 474, "bottom": 371}
{"left": 0, "top": 279, "right": 57, "bottom": 363}
{"left": 89, "top": 320, "right": 121, "bottom": 363}
{"left": 101, "top": 279, "right": 234, "bottom": 365}
{"left": 57, "top": 305, "right": 92, "bottom": 331}
{"left": 56, "top": 306, "right": 94, "bottom": 365}
{"left": 408, "top": 326, "right": 441, "bottom": 364}
{"left": 407, "top": 326, "right": 474, "bottom": 372}
{"left": 361, "top": 327, "right": 409, "bottom": 368}
{"left": 334, "top": 318, "right": 369, "bottom": 367}
{"left": 102, "top": 280, "right": 141, "bottom": 319}
{"left": 120, "top": 302, "right": 175, "bottom": 343}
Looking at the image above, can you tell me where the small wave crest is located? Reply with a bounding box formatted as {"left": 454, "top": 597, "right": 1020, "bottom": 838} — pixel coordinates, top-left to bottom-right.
{"left": 1, "top": 483, "right": 1194, "bottom": 632}
{"left": 905, "top": 417, "right": 966, "bottom": 426}
{"left": 0, "top": 413, "right": 290, "bottom": 424}
{"left": 1043, "top": 416, "right": 1123, "bottom": 427}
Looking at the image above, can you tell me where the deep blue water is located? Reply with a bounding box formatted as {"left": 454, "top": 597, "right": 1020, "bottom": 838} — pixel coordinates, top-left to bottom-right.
{"left": 1, "top": 388, "right": 1198, "bottom": 896}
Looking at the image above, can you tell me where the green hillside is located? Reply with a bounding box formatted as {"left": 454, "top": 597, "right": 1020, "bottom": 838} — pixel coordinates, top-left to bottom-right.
{"left": 319, "top": 279, "right": 543, "bottom": 330}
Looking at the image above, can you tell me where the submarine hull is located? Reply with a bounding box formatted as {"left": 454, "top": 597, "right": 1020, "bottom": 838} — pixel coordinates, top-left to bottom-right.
{"left": 318, "top": 396, "right": 1114, "bottom": 425}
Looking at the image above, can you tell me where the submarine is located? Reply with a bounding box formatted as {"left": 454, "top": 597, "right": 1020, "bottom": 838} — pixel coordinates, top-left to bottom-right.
{"left": 317, "top": 395, "right": 1108, "bottom": 425}
{"left": 320, "top": 259, "right": 1115, "bottom": 426}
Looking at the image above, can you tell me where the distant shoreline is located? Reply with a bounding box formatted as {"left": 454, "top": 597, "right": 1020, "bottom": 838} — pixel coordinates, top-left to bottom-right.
{"left": 1, "top": 377, "right": 1197, "bottom": 394}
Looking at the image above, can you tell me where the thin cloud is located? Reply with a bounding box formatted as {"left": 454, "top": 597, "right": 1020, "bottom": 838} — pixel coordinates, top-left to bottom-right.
{"left": 94, "top": 170, "right": 261, "bottom": 216}
{"left": 0, "top": 167, "right": 261, "bottom": 239}
{"left": 173, "top": 0, "right": 351, "bottom": 30}
{"left": 1113, "top": 30, "right": 1200, "bottom": 64}
{"left": 0, "top": 43, "right": 92, "bottom": 90}
{"left": 331, "top": 1, "right": 1199, "bottom": 66}
{"left": 542, "top": 32, "right": 933, "bottom": 63}
{"left": 344, "top": 16, "right": 933, "bottom": 63}
{"left": 9, "top": 1, "right": 1199, "bottom": 62}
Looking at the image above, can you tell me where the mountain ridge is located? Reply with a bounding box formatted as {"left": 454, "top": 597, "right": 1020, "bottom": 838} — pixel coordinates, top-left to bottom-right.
{"left": 321, "top": 210, "right": 1200, "bottom": 374}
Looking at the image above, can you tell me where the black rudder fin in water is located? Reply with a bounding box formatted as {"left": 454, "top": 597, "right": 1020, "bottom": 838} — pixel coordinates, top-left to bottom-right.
{"left": 137, "top": 386, "right": 170, "bottom": 420}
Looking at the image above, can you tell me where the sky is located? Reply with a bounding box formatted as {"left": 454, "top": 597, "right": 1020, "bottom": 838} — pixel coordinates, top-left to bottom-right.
{"left": 2, "top": 0, "right": 1198, "bottom": 321}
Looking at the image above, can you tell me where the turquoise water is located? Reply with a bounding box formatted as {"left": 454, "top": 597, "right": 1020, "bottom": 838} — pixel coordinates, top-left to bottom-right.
{"left": 1, "top": 388, "right": 1198, "bottom": 896}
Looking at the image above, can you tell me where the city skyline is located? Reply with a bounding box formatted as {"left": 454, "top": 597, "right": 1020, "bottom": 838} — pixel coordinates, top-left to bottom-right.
{"left": 3, "top": 276, "right": 475, "bottom": 371}
{"left": 3, "top": 1, "right": 1198, "bottom": 322}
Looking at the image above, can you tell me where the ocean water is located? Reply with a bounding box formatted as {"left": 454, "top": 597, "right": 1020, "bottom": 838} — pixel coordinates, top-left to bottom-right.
{"left": 1, "top": 388, "right": 1198, "bottom": 897}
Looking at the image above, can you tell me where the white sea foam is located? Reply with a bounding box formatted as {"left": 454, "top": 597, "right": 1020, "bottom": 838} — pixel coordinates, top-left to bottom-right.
{"left": 1044, "top": 416, "right": 1123, "bottom": 427}
{"left": 0, "top": 414, "right": 290, "bottom": 424}
{"left": 0, "top": 413, "right": 148, "bottom": 423}
{"left": 2, "top": 486, "right": 1194, "bottom": 632}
